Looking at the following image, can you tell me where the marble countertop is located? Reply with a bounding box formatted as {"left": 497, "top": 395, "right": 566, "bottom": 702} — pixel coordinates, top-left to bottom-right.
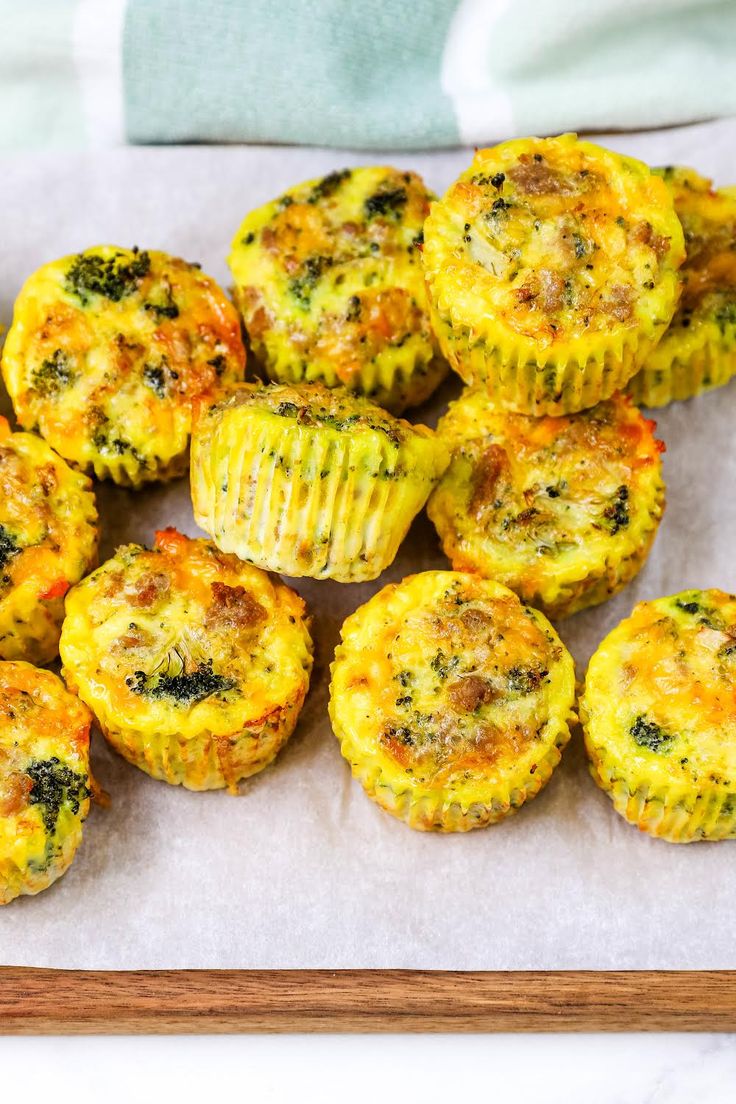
{"left": 2, "top": 1033, "right": 734, "bottom": 1102}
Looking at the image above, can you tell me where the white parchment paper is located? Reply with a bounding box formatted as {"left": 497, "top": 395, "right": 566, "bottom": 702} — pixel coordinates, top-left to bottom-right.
{"left": 0, "top": 120, "right": 735, "bottom": 970}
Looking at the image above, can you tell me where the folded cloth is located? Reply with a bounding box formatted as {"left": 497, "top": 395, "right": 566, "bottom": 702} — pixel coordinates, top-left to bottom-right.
{"left": 2, "top": 0, "right": 736, "bottom": 151}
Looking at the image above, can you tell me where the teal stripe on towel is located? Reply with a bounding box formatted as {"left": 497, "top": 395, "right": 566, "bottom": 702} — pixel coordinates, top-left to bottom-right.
{"left": 123, "top": 0, "right": 459, "bottom": 149}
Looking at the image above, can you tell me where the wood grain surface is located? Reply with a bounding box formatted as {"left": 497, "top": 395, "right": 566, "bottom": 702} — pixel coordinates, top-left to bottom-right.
{"left": 0, "top": 969, "right": 735, "bottom": 1033}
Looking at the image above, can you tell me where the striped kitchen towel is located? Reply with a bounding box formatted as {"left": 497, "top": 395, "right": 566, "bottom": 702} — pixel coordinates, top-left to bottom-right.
{"left": 2, "top": 0, "right": 736, "bottom": 151}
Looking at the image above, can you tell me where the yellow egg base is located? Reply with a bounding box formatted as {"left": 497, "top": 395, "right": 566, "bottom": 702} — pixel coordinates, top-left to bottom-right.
{"left": 0, "top": 428, "right": 99, "bottom": 665}
{"left": 242, "top": 319, "right": 449, "bottom": 417}
{"left": 581, "top": 705, "right": 736, "bottom": 844}
{"left": 423, "top": 135, "right": 684, "bottom": 416}
{"left": 0, "top": 661, "right": 93, "bottom": 904}
{"left": 191, "top": 391, "right": 449, "bottom": 582}
{"left": 437, "top": 512, "right": 663, "bottom": 621}
{"left": 85, "top": 446, "right": 190, "bottom": 489}
{"left": 0, "top": 589, "right": 76, "bottom": 667}
{"left": 430, "top": 472, "right": 664, "bottom": 621}
{"left": 0, "top": 812, "right": 85, "bottom": 905}
{"left": 427, "top": 390, "right": 665, "bottom": 619}
{"left": 1, "top": 246, "right": 246, "bottom": 489}
{"left": 329, "top": 572, "right": 576, "bottom": 831}
{"left": 60, "top": 529, "right": 314, "bottom": 791}
{"left": 628, "top": 321, "right": 736, "bottom": 407}
{"left": 429, "top": 300, "right": 660, "bottom": 417}
{"left": 92, "top": 692, "right": 308, "bottom": 792}
{"left": 229, "top": 166, "right": 443, "bottom": 414}
{"left": 580, "top": 589, "right": 736, "bottom": 843}
{"left": 330, "top": 709, "right": 571, "bottom": 832}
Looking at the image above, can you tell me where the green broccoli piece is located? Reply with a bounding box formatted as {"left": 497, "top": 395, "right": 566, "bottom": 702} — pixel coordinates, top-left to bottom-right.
{"left": 65, "top": 248, "right": 150, "bottom": 305}
{"left": 507, "top": 665, "right": 549, "bottom": 695}
{"left": 31, "top": 349, "right": 74, "bottom": 396}
{"left": 288, "top": 255, "right": 333, "bottom": 309}
{"left": 143, "top": 363, "right": 167, "bottom": 398}
{"left": 92, "top": 430, "right": 146, "bottom": 467}
{"left": 128, "top": 659, "right": 236, "bottom": 706}
{"left": 0, "top": 525, "right": 20, "bottom": 570}
{"left": 630, "top": 715, "right": 673, "bottom": 752}
{"left": 674, "top": 597, "right": 701, "bottom": 615}
{"left": 364, "top": 187, "right": 407, "bottom": 220}
{"left": 26, "top": 757, "right": 90, "bottom": 834}
{"left": 603, "top": 485, "right": 630, "bottom": 535}
{"left": 144, "top": 282, "right": 179, "bottom": 320}
{"left": 308, "top": 169, "right": 351, "bottom": 203}
{"left": 430, "top": 650, "right": 461, "bottom": 680}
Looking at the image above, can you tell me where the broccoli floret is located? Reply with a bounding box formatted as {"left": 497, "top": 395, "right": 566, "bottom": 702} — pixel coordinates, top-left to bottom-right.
{"left": 630, "top": 714, "right": 673, "bottom": 752}
{"left": 31, "top": 349, "right": 74, "bottom": 396}
{"left": 315, "top": 409, "right": 401, "bottom": 444}
{"left": 288, "top": 255, "right": 333, "bottom": 309}
{"left": 430, "top": 650, "right": 461, "bottom": 680}
{"left": 143, "top": 363, "right": 167, "bottom": 398}
{"left": 144, "top": 301, "right": 179, "bottom": 320}
{"left": 364, "top": 187, "right": 407, "bottom": 220}
{"left": 308, "top": 169, "right": 351, "bottom": 203}
{"left": 144, "top": 282, "right": 179, "bottom": 320}
{"left": 65, "top": 249, "right": 150, "bottom": 305}
{"left": 383, "top": 724, "right": 415, "bottom": 747}
{"left": 272, "top": 400, "right": 401, "bottom": 444}
{"left": 0, "top": 525, "right": 20, "bottom": 570}
{"left": 129, "top": 660, "right": 236, "bottom": 706}
{"left": 603, "top": 485, "right": 630, "bottom": 535}
{"left": 26, "top": 757, "right": 90, "bottom": 834}
{"left": 92, "top": 430, "right": 146, "bottom": 467}
{"left": 572, "top": 232, "right": 588, "bottom": 259}
{"left": 507, "top": 665, "right": 548, "bottom": 695}
{"left": 674, "top": 598, "right": 701, "bottom": 615}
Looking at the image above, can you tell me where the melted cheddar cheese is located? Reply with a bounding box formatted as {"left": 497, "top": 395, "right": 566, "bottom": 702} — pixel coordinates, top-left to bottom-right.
{"left": 329, "top": 571, "right": 576, "bottom": 831}
{"left": 428, "top": 390, "right": 665, "bottom": 618}
{"left": 629, "top": 166, "right": 736, "bottom": 405}
{"left": 0, "top": 661, "right": 93, "bottom": 904}
{"left": 0, "top": 417, "right": 98, "bottom": 663}
{"left": 191, "top": 381, "right": 449, "bottom": 582}
{"left": 228, "top": 166, "right": 446, "bottom": 412}
{"left": 422, "top": 135, "right": 685, "bottom": 414}
{"left": 581, "top": 589, "right": 736, "bottom": 842}
{"left": 2, "top": 246, "right": 245, "bottom": 486}
{"left": 60, "top": 528, "right": 313, "bottom": 790}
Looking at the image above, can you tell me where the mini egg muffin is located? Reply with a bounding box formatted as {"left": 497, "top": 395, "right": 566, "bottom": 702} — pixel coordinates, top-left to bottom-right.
{"left": 329, "top": 571, "right": 576, "bottom": 831}
{"left": 2, "top": 246, "right": 246, "bottom": 486}
{"left": 427, "top": 390, "right": 665, "bottom": 619}
{"left": 422, "top": 134, "right": 685, "bottom": 415}
{"left": 629, "top": 167, "right": 736, "bottom": 406}
{"left": 0, "top": 416, "right": 98, "bottom": 664}
{"left": 0, "top": 661, "right": 94, "bottom": 905}
{"left": 191, "top": 381, "right": 449, "bottom": 582}
{"left": 59, "top": 528, "right": 312, "bottom": 791}
{"left": 228, "top": 166, "right": 446, "bottom": 412}
{"left": 581, "top": 589, "right": 736, "bottom": 843}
